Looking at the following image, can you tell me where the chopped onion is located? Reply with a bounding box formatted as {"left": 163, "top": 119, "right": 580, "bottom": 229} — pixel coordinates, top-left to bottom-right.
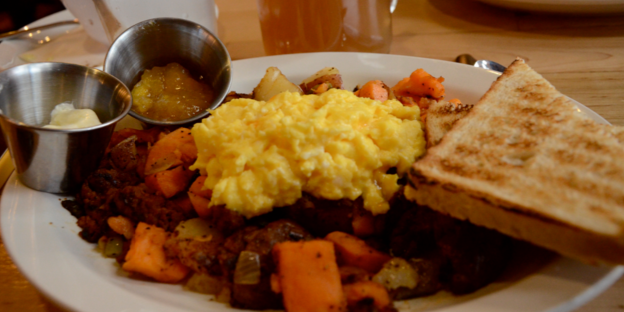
{"left": 144, "top": 152, "right": 179, "bottom": 175}
{"left": 97, "top": 236, "right": 107, "bottom": 253}
{"left": 372, "top": 257, "right": 419, "bottom": 290}
{"left": 233, "top": 250, "right": 261, "bottom": 285}
{"left": 216, "top": 287, "right": 231, "bottom": 303}
{"left": 103, "top": 236, "right": 124, "bottom": 258}
{"left": 174, "top": 218, "right": 224, "bottom": 242}
{"left": 186, "top": 273, "right": 224, "bottom": 295}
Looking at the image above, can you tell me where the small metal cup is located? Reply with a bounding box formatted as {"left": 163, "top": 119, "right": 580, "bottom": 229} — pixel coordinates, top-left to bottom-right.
{"left": 0, "top": 62, "right": 132, "bottom": 194}
{"left": 104, "top": 18, "right": 232, "bottom": 126}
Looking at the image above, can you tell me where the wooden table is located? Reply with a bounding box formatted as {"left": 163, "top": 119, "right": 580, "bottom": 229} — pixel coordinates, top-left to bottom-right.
{"left": 1, "top": 0, "right": 623, "bottom": 311}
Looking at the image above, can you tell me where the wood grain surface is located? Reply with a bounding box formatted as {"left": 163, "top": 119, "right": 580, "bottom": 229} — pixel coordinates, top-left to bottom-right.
{"left": 1, "top": 0, "right": 623, "bottom": 311}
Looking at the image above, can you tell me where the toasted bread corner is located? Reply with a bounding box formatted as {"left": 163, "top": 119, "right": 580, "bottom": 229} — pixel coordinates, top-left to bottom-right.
{"left": 425, "top": 100, "right": 474, "bottom": 148}
{"left": 409, "top": 58, "right": 624, "bottom": 265}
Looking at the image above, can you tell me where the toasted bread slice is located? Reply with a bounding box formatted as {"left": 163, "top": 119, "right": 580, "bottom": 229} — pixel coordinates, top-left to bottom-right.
{"left": 425, "top": 100, "right": 474, "bottom": 147}
{"left": 408, "top": 58, "right": 624, "bottom": 265}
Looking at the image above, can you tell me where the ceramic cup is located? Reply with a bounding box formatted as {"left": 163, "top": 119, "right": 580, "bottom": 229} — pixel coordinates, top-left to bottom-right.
{"left": 60, "top": 0, "right": 219, "bottom": 45}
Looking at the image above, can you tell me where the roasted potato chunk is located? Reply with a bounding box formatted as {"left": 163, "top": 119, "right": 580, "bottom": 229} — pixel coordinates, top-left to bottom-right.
{"left": 252, "top": 67, "right": 302, "bottom": 101}
{"left": 300, "top": 67, "right": 343, "bottom": 94}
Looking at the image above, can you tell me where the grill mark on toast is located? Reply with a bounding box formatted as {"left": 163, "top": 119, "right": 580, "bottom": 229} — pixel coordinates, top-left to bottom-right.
{"left": 425, "top": 101, "right": 474, "bottom": 148}
{"left": 436, "top": 103, "right": 473, "bottom": 115}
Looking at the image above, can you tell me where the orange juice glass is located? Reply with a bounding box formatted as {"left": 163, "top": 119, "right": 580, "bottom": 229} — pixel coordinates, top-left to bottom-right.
{"left": 257, "top": 0, "right": 395, "bottom": 55}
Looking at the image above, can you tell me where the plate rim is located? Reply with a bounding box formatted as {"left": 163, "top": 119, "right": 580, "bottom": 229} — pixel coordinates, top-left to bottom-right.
{"left": 475, "top": 0, "right": 624, "bottom": 13}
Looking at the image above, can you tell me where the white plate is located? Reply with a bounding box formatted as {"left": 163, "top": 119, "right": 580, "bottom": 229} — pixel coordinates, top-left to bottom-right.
{"left": 0, "top": 10, "right": 107, "bottom": 70}
{"left": 1, "top": 51, "right": 623, "bottom": 312}
{"left": 475, "top": 0, "right": 624, "bottom": 14}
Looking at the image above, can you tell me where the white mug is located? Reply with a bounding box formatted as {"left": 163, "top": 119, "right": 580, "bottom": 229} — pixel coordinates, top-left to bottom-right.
{"left": 61, "top": 0, "right": 219, "bottom": 45}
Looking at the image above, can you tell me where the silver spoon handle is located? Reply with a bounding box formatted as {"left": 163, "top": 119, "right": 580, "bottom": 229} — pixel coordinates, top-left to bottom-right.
{"left": 0, "top": 19, "right": 79, "bottom": 41}
{"left": 474, "top": 59, "right": 507, "bottom": 73}
{"left": 455, "top": 54, "right": 507, "bottom": 73}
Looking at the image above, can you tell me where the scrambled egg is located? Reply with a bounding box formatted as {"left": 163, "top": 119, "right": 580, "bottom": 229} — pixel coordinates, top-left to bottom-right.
{"left": 190, "top": 89, "right": 425, "bottom": 218}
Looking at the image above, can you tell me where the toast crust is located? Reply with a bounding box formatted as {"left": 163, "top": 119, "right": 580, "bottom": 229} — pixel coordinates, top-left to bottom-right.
{"left": 405, "top": 183, "right": 624, "bottom": 265}
{"left": 409, "top": 58, "right": 624, "bottom": 264}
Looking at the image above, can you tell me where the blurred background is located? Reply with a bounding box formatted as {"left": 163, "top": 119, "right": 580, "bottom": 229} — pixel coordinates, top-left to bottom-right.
{"left": 0, "top": 0, "right": 65, "bottom": 34}
{"left": 0, "top": 0, "right": 65, "bottom": 152}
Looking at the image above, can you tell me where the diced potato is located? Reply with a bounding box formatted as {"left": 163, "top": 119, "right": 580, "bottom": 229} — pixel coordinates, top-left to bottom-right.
{"left": 253, "top": 67, "right": 302, "bottom": 101}
{"left": 301, "top": 67, "right": 340, "bottom": 85}
{"left": 300, "top": 67, "right": 343, "bottom": 94}
{"left": 174, "top": 218, "right": 224, "bottom": 242}
{"left": 372, "top": 257, "right": 419, "bottom": 290}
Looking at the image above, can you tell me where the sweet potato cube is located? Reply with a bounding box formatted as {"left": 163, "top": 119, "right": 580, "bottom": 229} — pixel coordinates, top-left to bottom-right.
{"left": 188, "top": 176, "right": 212, "bottom": 217}
{"left": 325, "top": 231, "right": 391, "bottom": 273}
{"left": 145, "top": 166, "right": 195, "bottom": 198}
{"left": 354, "top": 80, "right": 388, "bottom": 102}
{"left": 122, "top": 222, "right": 190, "bottom": 283}
{"left": 351, "top": 209, "right": 376, "bottom": 238}
{"left": 391, "top": 68, "right": 445, "bottom": 100}
{"left": 188, "top": 192, "right": 211, "bottom": 218}
{"left": 343, "top": 281, "right": 391, "bottom": 310}
{"left": 144, "top": 128, "right": 197, "bottom": 175}
{"left": 272, "top": 240, "right": 346, "bottom": 312}
{"left": 189, "top": 176, "right": 212, "bottom": 198}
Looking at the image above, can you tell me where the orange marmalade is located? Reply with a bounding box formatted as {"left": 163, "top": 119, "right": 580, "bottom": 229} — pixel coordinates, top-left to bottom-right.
{"left": 131, "top": 63, "right": 215, "bottom": 121}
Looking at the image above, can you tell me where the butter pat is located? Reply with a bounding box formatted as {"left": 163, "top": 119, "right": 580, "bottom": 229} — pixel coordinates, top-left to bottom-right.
{"left": 44, "top": 103, "right": 102, "bottom": 129}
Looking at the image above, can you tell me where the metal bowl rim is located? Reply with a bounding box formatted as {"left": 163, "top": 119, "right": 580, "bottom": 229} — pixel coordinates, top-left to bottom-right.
{"left": 103, "top": 17, "right": 232, "bottom": 127}
{"left": 0, "top": 62, "right": 133, "bottom": 133}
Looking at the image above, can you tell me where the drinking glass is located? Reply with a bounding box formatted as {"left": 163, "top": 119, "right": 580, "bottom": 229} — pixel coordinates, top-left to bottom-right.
{"left": 257, "top": 0, "right": 397, "bottom": 55}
